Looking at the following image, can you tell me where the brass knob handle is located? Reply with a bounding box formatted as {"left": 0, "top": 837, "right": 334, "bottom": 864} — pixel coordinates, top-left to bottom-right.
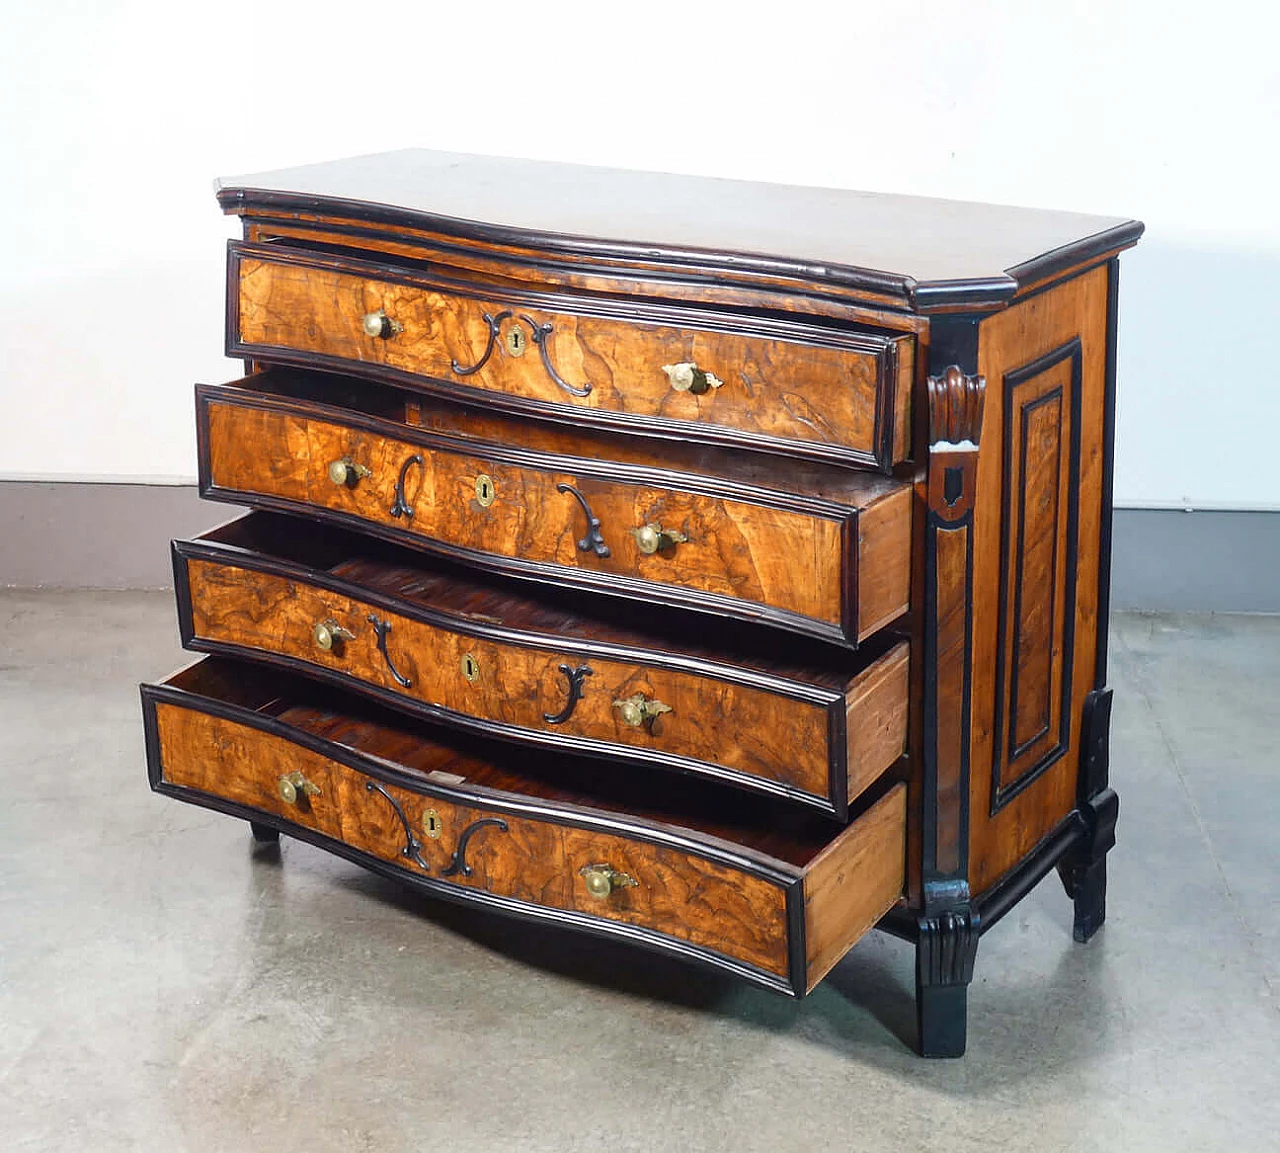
{"left": 632, "top": 523, "right": 688, "bottom": 556}
{"left": 579, "top": 864, "right": 639, "bottom": 899}
{"left": 327, "top": 457, "right": 372, "bottom": 487}
{"left": 662, "top": 361, "right": 723, "bottom": 395}
{"left": 360, "top": 308, "right": 404, "bottom": 339}
{"left": 613, "top": 693, "right": 672, "bottom": 728}
{"left": 277, "top": 770, "right": 320, "bottom": 805}
{"left": 313, "top": 618, "right": 355, "bottom": 652}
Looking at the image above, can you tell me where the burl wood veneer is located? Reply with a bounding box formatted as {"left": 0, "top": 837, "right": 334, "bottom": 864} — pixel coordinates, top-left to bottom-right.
{"left": 141, "top": 148, "right": 1141, "bottom": 1059}
{"left": 197, "top": 369, "right": 912, "bottom": 647}
{"left": 230, "top": 242, "right": 914, "bottom": 472}
{"left": 174, "top": 512, "right": 909, "bottom": 817}
{"left": 143, "top": 658, "right": 907, "bottom": 995}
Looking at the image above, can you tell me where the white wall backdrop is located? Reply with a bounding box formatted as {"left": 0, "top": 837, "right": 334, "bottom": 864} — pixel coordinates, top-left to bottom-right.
{"left": 1, "top": 1, "right": 1276, "bottom": 507}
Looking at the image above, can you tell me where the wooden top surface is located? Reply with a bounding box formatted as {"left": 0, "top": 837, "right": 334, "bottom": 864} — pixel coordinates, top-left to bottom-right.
{"left": 216, "top": 148, "right": 1142, "bottom": 305}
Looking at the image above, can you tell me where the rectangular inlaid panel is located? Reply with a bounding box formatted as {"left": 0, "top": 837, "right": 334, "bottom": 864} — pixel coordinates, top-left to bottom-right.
{"left": 970, "top": 266, "right": 1108, "bottom": 893}
{"left": 991, "top": 341, "right": 1081, "bottom": 810}
{"left": 231, "top": 244, "right": 910, "bottom": 470}
{"left": 201, "top": 395, "right": 911, "bottom": 645}
{"left": 153, "top": 701, "right": 792, "bottom": 976}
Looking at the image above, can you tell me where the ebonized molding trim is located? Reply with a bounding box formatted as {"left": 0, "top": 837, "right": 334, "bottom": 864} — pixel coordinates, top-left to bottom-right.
{"left": 218, "top": 188, "right": 1143, "bottom": 316}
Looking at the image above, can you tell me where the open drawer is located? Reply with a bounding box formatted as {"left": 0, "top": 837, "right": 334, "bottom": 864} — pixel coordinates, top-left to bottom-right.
{"left": 142, "top": 657, "right": 907, "bottom": 997}
{"left": 174, "top": 512, "right": 909, "bottom": 819}
{"left": 196, "top": 369, "right": 912, "bottom": 647}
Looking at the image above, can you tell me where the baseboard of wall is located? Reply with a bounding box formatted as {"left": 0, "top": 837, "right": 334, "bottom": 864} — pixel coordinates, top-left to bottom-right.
{"left": 1108, "top": 507, "right": 1279, "bottom": 612}
{"left": 0, "top": 482, "right": 231, "bottom": 590}
{"left": 1, "top": 482, "right": 1276, "bottom": 612}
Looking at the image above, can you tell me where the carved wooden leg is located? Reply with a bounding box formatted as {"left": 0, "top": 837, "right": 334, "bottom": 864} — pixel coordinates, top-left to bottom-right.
{"left": 916, "top": 908, "right": 980, "bottom": 1057}
{"left": 1057, "top": 688, "right": 1119, "bottom": 942}
{"left": 249, "top": 821, "right": 280, "bottom": 844}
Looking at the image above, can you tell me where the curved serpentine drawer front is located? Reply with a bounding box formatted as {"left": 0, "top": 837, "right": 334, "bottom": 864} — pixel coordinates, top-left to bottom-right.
{"left": 197, "top": 371, "right": 912, "bottom": 648}
{"left": 227, "top": 241, "right": 914, "bottom": 472}
{"left": 174, "top": 513, "right": 910, "bottom": 819}
{"left": 142, "top": 658, "right": 907, "bottom": 997}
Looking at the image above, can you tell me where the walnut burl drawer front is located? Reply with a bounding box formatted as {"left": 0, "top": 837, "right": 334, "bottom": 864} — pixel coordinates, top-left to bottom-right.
{"left": 228, "top": 242, "right": 912, "bottom": 472}
{"left": 141, "top": 658, "right": 907, "bottom": 996}
{"left": 196, "top": 376, "right": 912, "bottom": 647}
{"left": 173, "top": 515, "right": 910, "bottom": 817}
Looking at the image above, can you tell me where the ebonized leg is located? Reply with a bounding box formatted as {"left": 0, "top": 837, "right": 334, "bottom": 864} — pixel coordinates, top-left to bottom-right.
{"left": 249, "top": 821, "right": 280, "bottom": 844}
{"left": 915, "top": 908, "right": 980, "bottom": 1058}
{"left": 1056, "top": 689, "right": 1119, "bottom": 942}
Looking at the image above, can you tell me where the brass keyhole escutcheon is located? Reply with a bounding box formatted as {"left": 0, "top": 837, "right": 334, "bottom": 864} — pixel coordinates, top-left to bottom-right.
{"left": 461, "top": 653, "right": 481, "bottom": 683}
{"left": 474, "top": 473, "right": 496, "bottom": 508}
{"left": 504, "top": 323, "right": 527, "bottom": 357}
{"left": 422, "top": 808, "right": 443, "bottom": 840}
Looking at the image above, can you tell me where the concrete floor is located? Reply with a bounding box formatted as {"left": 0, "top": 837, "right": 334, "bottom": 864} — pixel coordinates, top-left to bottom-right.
{"left": 1, "top": 592, "right": 1277, "bottom": 1152}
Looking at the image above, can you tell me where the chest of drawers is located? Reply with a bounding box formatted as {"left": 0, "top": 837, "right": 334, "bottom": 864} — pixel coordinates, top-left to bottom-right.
{"left": 140, "top": 149, "right": 1141, "bottom": 1057}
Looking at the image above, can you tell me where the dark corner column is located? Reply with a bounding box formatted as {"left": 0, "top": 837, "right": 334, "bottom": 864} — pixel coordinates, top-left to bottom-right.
{"left": 1057, "top": 256, "right": 1123, "bottom": 942}
{"left": 918, "top": 319, "right": 986, "bottom": 1057}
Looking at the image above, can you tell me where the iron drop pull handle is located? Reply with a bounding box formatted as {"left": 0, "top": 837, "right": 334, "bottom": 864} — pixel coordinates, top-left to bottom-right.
{"left": 390, "top": 453, "right": 425, "bottom": 520}
{"left": 543, "top": 663, "right": 594, "bottom": 724}
{"left": 557, "top": 483, "right": 610, "bottom": 558}
{"left": 367, "top": 614, "right": 412, "bottom": 688}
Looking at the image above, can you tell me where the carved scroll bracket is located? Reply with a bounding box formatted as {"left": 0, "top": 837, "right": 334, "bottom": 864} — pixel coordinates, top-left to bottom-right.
{"left": 927, "top": 366, "right": 986, "bottom": 523}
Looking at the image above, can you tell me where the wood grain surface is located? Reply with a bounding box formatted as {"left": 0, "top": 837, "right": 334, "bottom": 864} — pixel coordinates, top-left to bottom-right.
{"left": 802, "top": 784, "right": 906, "bottom": 990}
{"left": 245, "top": 217, "right": 932, "bottom": 329}
{"left": 969, "top": 266, "right": 1109, "bottom": 892}
{"left": 201, "top": 387, "right": 913, "bottom": 642}
{"left": 216, "top": 148, "right": 1141, "bottom": 295}
{"left": 844, "top": 642, "right": 910, "bottom": 807}
{"left": 183, "top": 556, "right": 840, "bottom": 799}
{"left": 233, "top": 246, "right": 907, "bottom": 467}
{"left": 154, "top": 699, "right": 791, "bottom": 975}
